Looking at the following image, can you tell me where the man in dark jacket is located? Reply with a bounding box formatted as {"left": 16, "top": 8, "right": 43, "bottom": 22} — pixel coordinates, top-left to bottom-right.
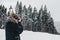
{"left": 5, "top": 13, "right": 23, "bottom": 40}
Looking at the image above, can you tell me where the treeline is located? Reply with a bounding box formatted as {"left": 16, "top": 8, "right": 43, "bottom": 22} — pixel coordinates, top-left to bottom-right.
{"left": 14, "top": 1, "right": 58, "bottom": 34}
{"left": 0, "top": 1, "right": 58, "bottom": 34}
{"left": 0, "top": 5, "right": 7, "bottom": 29}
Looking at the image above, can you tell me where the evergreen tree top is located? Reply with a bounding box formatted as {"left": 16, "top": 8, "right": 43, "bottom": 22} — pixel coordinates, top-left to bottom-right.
{"left": 44, "top": 5, "right": 47, "bottom": 12}
{"left": 17, "top": 1, "right": 19, "bottom": 5}
{"left": 9, "top": 5, "right": 13, "bottom": 9}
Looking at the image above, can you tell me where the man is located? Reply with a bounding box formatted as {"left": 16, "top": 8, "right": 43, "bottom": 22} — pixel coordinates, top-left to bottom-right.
{"left": 5, "top": 13, "right": 23, "bottom": 40}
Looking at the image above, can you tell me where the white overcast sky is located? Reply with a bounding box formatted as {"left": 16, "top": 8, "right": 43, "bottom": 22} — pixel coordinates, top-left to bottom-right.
{"left": 0, "top": 0, "right": 60, "bottom": 22}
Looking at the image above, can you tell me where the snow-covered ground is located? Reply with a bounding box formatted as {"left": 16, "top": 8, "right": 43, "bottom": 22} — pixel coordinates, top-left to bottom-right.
{"left": 0, "top": 29, "right": 60, "bottom": 40}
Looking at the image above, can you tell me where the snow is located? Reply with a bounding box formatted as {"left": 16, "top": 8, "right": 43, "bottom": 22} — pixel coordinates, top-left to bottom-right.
{"left": 0, "top": 29, "right": 5, "bottom": 40}
{"left": 0, "top": 29, "right": 60, "bottom": 40}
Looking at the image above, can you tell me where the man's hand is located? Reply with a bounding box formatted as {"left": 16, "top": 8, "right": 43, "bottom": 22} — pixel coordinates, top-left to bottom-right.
{"left": 18, "top": 19, "right": 21, "bottom": 22}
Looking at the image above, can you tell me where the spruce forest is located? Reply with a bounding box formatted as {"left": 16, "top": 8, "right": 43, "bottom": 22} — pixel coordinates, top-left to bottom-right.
{"left": 0, "top": 1, "right": 58, "bottom": 34}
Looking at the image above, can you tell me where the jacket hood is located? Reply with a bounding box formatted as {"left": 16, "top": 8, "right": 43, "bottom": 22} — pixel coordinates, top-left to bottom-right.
{"left": 6, "top": 16, "right": 17, "bottom": 23}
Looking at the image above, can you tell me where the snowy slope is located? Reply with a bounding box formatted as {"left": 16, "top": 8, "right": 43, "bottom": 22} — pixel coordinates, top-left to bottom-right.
{"left": 0, "top": 29, "right": 5, "bottom": 40}
{"left": 0, "top": 29, "right": 60, "bottom": 40}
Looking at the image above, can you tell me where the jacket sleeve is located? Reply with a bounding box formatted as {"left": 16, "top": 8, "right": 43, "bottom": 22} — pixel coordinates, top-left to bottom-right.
{"left": 18, "top": 22, "right": 23, "bottom": 34}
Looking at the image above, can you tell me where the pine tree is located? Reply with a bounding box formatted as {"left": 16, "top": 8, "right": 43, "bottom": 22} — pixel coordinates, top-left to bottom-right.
{"left": 28, "top": 5, "right": 32, "bottom": 18}
{"left": 32, "top": 7, "right": 38, "bottom": 31}
{"left": 0, "top": 5, "right": 7, "bottom": 29}
{"left": 0, "top": 5, "right": 3, "bottom": 28}
{"left": 15, "top": 1, "right": 19, "bottom": 15}
{"left": 41, "top": 5, "right": 50, "bottom": 32}
{"left": 18, "top": 1, "right": 22, "bottom": 18}
{"left": 47, "top": 12, "right": 58, "bottom": 34}
{"left": 40, "top": 5, "right": 58, "bottom": 34}
{"left": 22, "top": 5, "right": 28, "bottom": 30}
{"left": 23, "top": 5, "right": 27, "bottom": 16}
{"left": 37, "top": 5, "right": 43, "bottom": 32}
{"left": 32, "top": 7, "right": 38, "bottom": 21}
{"left": 42, "top": 5, "right": 47, "bottom": 24}
{"left": 22, "top": 5, "right": 33, "bottom": 31}
{"left": 8, "top": 5, "right": 13, "bottom": 16}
